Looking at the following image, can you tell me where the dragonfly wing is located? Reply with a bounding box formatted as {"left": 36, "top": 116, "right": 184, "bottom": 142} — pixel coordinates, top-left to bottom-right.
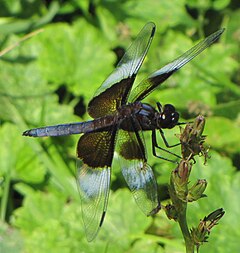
{"left": 88, "top": 22, "right": 156, "bottom": 118}
{"left": 77, "top": 164, "right": 110, "bottom": 241}
{"left": 117, "top": 127, "right": 160, "bottom": 216}
{"left": 129, "top": 28, "right": 225, "bottom": 102}
{"left": 77, "top": 129, "right": 117, "bottom": 241}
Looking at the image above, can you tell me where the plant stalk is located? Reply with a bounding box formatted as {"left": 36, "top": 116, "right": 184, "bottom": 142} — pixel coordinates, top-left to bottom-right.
{"left": 177, "top": 202, "right": 194, "bottom": 253}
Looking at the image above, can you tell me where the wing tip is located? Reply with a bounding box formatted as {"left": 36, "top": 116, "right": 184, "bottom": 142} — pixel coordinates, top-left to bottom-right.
{"left": 219, "top": 27, "right": 225, "bottom": 34}
{"left": 84, "top": 207, "right": 107, "bottom": 242}
{"left": 207, "top": 28, "right": 225, "bottom": 43}
{"left": 86, "top": 231, "right": 99, "bottom": 242}
{"left": 99, "top": 211, "right": 106, "bottom": 227}
{"left": 213, "top": 27, "right": 225, "bottom": 39}
{"left": 146, "top": 21, "right": 156, "bottom": 37}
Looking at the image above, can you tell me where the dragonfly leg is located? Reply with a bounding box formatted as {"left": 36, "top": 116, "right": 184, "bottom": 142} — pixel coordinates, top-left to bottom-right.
{"left": 152, "top": 130, "right": 180, "bottom": 163}
{"left": 156, "top": 102, "right": 163, "bottom": 113}
{"left": 159, "top": 128, "right": 180, "bottom": 148}
{"left": 131, "top": 118, "right": 146, "bottom": 160}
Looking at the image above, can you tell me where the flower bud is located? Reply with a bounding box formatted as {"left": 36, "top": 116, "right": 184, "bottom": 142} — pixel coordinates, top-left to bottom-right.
{"left": 179, "top": 115, "right": 209, "bottom": 163}
{"left": 191, "top": 208, "right": 225, "bottom": 247}
{"left": 188, "top": 179, "right": 207, "bottom": 202}
{"left": 170, "top": 160, "right": 192, "bottom": 202}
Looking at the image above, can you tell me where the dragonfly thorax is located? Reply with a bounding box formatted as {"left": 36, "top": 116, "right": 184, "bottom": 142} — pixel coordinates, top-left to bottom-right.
{"left": 119, "top": 102, "right": 179, "bottom": 132}
{"left": 156, "top": 104, "right": 179, "bottom": 129}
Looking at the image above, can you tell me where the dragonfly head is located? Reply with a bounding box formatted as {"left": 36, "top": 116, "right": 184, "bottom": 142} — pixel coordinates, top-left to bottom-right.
{"left": 157, "top": 104, "right": 179, "bottom": 129}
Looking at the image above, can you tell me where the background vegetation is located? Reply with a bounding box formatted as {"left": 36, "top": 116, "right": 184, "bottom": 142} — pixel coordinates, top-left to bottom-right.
{"left": 0, "top": 0, "right": 239, "bottom": 252}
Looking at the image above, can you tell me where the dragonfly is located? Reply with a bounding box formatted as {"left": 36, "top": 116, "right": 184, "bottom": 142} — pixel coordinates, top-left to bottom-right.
{"left": 23, "top": 22, "right": 224, "bottom": 241}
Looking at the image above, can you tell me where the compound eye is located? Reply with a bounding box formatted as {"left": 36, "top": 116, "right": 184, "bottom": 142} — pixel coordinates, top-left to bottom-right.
{"left": 170, "top": 112, "right": 179, "bottom": 127}
{"left": 160, "top": 104, "right": 179, "bottom": 129}
{"left": 163, "top": 104, "right": 176, "bottom": 114}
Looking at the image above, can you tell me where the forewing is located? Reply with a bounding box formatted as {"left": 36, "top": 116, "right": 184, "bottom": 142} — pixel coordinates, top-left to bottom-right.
{"left": 88, "top": 22, "right": 156, "bottom": 118}
{"left": 129, "top": 28, "right": 225, "bottom": 102}
{"left": 117, "top": 128, "right": 160, "bottom": 216}
{"left": 76, "top": 129, "right": 117, "bottom": 241}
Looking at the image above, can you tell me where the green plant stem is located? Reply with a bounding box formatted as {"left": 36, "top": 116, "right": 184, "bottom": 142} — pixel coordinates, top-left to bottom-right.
{"left": 177, "top": 203, "right": 195, "bottom": 253}
{"left": 0, "top": 168, "right": 11, "bottom": 221}
{"left": 169, "top": 167, "right": 195, "bottom": 252}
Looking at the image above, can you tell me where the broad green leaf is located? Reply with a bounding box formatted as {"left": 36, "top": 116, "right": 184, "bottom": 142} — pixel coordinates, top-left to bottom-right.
{"left": 0, "top": 1, "right": 59, "bottom": 34}
{"left": 126, "top": 238, "right": 164, "bottom": 253}
{"left": 12, "top": 190, "right": 67, "bottom": 232}
{"left": 213, "top": 0, "right": 230, "bottom": 10}
{"left": 10, "top": 188, "right": 172, "bottom": 253}
{"left": 30, "top": 20, "right": 115, "bottom": 103}
{"left": 0, "top": 123, "right": 46, "bottom": 183}
{"left": 186, "top": 0, "right": 212, "bottom": 10}
{"left": 124, "top": 0, "right": 193, "bottom": 31}
{"left": 0, "top": 221, "right": 23, "bottom": 253}
{"left": 205, "top": 117, "right": 240, "bottom": 152}
{"left": 104, "top": 189, "right": 153, "bottom": 236}
{"left": 100, "top": 189, "right": 168, "bottom": 252}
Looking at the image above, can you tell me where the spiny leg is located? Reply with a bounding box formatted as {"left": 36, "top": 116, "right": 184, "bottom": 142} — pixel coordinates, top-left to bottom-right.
{"left": 159, "top": 128, "right": 180, "bottom": 148}
{"left": 152, "top": 130, "right": 181, "bottom": 163}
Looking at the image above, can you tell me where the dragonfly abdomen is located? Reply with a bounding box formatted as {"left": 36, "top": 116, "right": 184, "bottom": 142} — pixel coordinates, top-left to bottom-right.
{"left": 22, "top": 115, "right": 117, "bottom": 137}
{"left": 22, "top": 122, "right": 89, "bottom": 137}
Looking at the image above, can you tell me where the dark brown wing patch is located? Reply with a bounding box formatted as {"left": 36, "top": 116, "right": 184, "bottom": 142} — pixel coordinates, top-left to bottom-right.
{"left": 118, "top": 129, "right": 146, "bottom": 161}
{"left": 88, "top": 77, "right": 135, "bottom": 118}
{"left": 77, "top": 129, "right": 117, "bottom": 168}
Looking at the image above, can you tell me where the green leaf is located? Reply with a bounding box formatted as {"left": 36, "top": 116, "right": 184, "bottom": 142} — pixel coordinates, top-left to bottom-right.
{"left": 11, "top": 188, "right": 171, "bottom": 253}
{"left": 187, "top": 152, "right": 240, "bottom": 253}
{"left": 126, "top": 238, "right": 164, "bottom": 253}
{"left": 11, "top": 189, "right": 84, "bottom": 253}
{"left": 32, "top": 20, "right": 115, "bottom": 102}
{"left": 12, "top": 190, "right": 67, "bottom": 231}
{"left": 0, "top": 221, "right": 23, "bottom": 253}
{"left": 205, "top": 117, "right": 240, "bottom": 153}
{"left": 0, "top": 1, "right": 60, "bottom": 34}
{"left": 213, "top": 0, "right": 230, "bottom": 10}
{"left": 104, "top": 189, "right": 153, "bottom": 237}
{"left": 0, "top": 123, "right": 46, "bottom": 183}
{"left": 186, "top": 0, "right": 212, "bottom": 10}
{"left": 125, "top": 0, "right": 193, "bottom": 31}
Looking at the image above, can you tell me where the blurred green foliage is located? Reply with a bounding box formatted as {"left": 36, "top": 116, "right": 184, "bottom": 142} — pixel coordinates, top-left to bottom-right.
{"left": 0, "top": 0, "right": 239, "bottom": 252}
